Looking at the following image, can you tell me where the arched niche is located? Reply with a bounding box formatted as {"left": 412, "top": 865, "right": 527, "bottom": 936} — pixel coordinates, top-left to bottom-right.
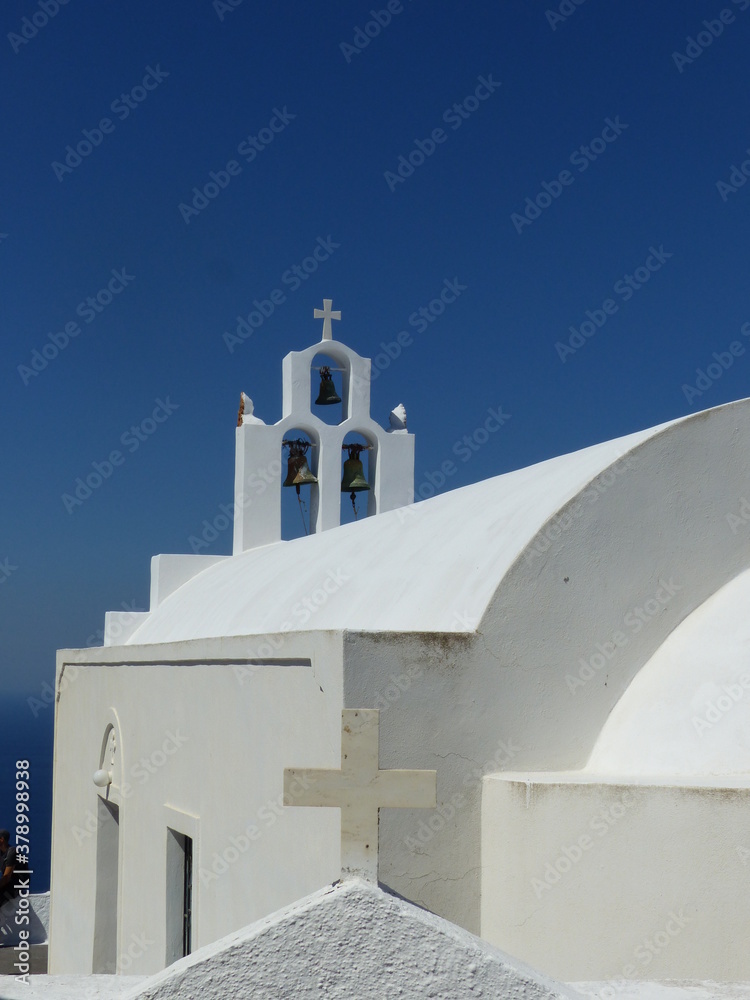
{"left": 96, "top": 713, "right": 123, "bottom": 804}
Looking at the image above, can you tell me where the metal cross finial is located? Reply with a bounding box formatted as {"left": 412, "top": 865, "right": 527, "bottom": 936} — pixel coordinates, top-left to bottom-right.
{"left": 284, "top": 709, "right": 437, "bottom": 882}
{"left": 314, "top": 298, "right": 341, "bottom": 341}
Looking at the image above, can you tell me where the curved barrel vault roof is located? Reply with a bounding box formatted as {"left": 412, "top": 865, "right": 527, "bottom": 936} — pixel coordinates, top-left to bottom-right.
{"left": 126, "top": 416, "right": 683, "bottom": 646}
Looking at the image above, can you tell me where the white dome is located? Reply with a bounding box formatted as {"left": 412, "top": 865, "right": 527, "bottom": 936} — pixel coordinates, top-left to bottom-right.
{"left": 587, "top": 566, "right": 750, "bottom": 777}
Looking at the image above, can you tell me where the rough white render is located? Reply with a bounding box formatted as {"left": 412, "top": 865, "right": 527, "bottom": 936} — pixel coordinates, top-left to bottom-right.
{"left": 4, "top": 977, "right": 749, "bottom": 1000}
{"left": 0, "top": 975, "right": 147, "bottom": 999}
{"left": 119, "top": 878, "right": 583, "bottom": 1000}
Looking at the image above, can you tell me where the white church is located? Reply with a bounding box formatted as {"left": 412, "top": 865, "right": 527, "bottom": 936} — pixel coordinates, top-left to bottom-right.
{"left": 30, "top": 300, "right": 750, "bottom": 997}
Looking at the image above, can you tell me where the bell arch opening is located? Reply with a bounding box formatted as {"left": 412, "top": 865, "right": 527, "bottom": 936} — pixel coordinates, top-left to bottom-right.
{"left": 310, "top": 352, "right": 346, "bottom": 425}
{"left": 340, "top": 430, "right": 377, "bottom": 524}
{"left": 280, "top": 427, "right": 320, "bottom": 540}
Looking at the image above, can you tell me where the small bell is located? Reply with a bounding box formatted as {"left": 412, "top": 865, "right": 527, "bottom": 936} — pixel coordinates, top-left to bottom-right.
{"left": 282, "top": 438, "right": 317, "bottom": 536}
{"left": 283, "top": 454, "right": 317, "bottom": 488}
{"left": 315, "top": 366, "right": 341, "bottom": 406}
{"left": 341, "top": 443, "right": 370, "bottom": 520}
{"left": 282, "top": 439, "right": 318, "bottom": 489}
{"left": 341, "top": 443, "right": 370, "bottom": 493}
{"left": 293, "top": 456, "right": 317, "bottom": 487}
{"left": 340, "top": 457, "right": 369, "bottom": 492}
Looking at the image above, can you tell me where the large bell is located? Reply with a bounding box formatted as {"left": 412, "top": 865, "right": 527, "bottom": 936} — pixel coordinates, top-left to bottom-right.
{"left": 315, "top": 367, "right": 341, "bottom": 406}
{"left": 283, "top": 453, "right": 318, "bottom": 488}
{"left": 341, "top": 457, "right": 369, "bottom": 493}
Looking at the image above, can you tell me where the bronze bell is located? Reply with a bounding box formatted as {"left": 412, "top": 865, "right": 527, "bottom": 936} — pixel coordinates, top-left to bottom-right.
{"left": 315, "top": 366, "right": 341, "bottom": 406}
{"left": 283, "top": 452, "right": 317, "bottom": 488}
{"left": 341, "top": 457, "right": 369, "bottom": 493}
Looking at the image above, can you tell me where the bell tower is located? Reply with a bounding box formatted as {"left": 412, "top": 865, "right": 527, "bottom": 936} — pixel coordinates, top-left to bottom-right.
{"left": 232, "top": 300, "right": 415, "bottom": 554}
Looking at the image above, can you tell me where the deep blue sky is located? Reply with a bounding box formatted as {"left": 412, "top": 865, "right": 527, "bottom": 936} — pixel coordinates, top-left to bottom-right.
{"left": 2, "top": 0, "right": 750, "bottom": 699}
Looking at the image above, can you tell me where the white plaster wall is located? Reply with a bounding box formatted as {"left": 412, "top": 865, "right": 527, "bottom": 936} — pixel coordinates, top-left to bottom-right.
{"left": 342, "top": 401, "right": 750, "bottom": 938}
{"left": 120, "top": 879, "right": 582, "bottom": 1000}
{"left": 104, "top": 612, "right": 150, "bottom": 646}
{"left": 48, "top": 631, "right": 343, "bottom": 975}
{"left": 481, "top": 775, "right": 750, "bottom": 981}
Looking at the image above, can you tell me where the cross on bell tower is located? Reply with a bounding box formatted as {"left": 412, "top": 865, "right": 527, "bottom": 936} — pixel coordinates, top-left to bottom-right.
{"left": 314, "top": 298, "right": 341, "bottom": 341}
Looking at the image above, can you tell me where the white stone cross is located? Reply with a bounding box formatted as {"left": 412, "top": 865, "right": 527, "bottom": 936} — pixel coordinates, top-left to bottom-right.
{"left": 313, "top": 298, "right": 341, "bottom": 340}
{"left": 284, "top": 709, "right": 437, "bottom": 881}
